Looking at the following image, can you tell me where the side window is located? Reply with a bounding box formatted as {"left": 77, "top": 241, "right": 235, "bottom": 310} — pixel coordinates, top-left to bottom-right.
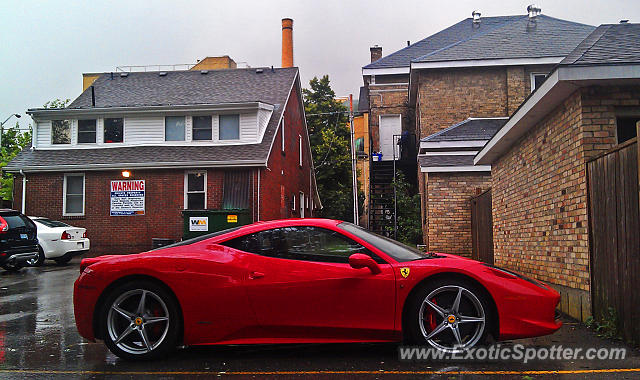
{"left": 224, "top": 227, "right": 386, "bottom": 264}
{"left": 225, "top": 228, "right": 287, "bottom": 258}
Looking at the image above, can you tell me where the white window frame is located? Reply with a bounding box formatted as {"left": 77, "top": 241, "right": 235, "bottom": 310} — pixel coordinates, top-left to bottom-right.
{"left": 291, "top": 194, "right": 296, "bottom": 211}
{"left": 281, "top": 116, "right": 286, "bottom": 153}
{"left": 164, "top": 116, "right": 186, "bottom": 142}
{"left": 299, "top": 134, "right": 303, "bottom": 167}
{"left": 530, "top": 72, "right": 547, "bottom": 93}
{"left": 184, "top": 170, "right": 207, "bottom": 209}
{"left": 63, "top": 173, "right": 85, "bottom": 216}
{"left": 299, "top": 192, "right": 305, "bottom": 218}
{"left": 192, "top": 115, "right": 213, "bottom": 141}
{"left": 77, "top": 119, "right": 97, "bottom": 144}
{"left": 103, "top": 117, "right": 125, "bottom": 144}
{"left": 51, "top": 120, "right": 72, "bottom": 145}
{"left": 219, "top": 114, "right": 241, "bottom": 141}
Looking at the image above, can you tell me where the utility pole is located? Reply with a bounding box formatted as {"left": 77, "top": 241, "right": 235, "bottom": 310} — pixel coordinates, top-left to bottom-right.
{"left": 349, "top": 94, "right": 359, "bottom": 225}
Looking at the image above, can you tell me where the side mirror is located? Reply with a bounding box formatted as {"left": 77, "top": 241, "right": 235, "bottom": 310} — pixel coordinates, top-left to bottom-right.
{"left": 349, "top": 253, "right": 381, "bottom": 274}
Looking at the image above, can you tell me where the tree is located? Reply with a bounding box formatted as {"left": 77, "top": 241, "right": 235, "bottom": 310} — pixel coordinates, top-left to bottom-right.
{"left": 303, "top": 76, "right": 354, "bottom": 221}
{"left": 388, "top": 172, "right": 423, "bottom": 245}
{"left": 0, "top": 98, "right": 69, "bottom": 200}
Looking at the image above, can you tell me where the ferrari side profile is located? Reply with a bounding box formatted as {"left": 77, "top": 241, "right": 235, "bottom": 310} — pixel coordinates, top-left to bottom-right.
{"left": 73, "top": 218, "right": 561, "bottom": 360}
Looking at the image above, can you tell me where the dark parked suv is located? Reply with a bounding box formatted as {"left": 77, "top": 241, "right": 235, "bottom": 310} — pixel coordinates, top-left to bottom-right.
{"left": 0, "top": 209, "right": 38, "bottom": 272}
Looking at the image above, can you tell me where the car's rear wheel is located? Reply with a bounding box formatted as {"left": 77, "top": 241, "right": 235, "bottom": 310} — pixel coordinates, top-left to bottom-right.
{"left": 26, "top": 246, "right": 45, "bottom": 267}
{"left": 2, "top": 262, "right": 23, "bottom": 272}
{"left": 54, "top": 256, "right": 72, "bottom": 265}
{"left": 101, "top": 280, "right": 180, "bottom": 360}
{"left": 405, "top": 278, "right": 492, "bottom": 353}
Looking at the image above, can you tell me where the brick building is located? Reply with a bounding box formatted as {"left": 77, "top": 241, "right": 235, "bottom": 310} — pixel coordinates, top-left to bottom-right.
{"left": 361, "top": 6, "right": 594, "bottom": 248}
{"left": 6, "top": 65, "right": 320, "bottom": 254}
{"left": 475, "top": 23, "right": 640, "bottom": 320}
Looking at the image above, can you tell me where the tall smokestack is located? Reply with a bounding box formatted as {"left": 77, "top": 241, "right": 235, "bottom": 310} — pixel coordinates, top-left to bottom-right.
{"left": 281, "top": 18, "right": 294, "bottom": 68}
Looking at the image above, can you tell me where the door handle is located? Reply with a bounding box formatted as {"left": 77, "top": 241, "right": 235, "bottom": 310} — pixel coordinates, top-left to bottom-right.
{"left": 249, "top": 271, "right": 265, "bottom": 280}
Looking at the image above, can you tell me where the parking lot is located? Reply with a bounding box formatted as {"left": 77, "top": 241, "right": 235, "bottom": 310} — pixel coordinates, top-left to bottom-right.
{"left": 1, "top": 261, "right": 640, "bottom": 379}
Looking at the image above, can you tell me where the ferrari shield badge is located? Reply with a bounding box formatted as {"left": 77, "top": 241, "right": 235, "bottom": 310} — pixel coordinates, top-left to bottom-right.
{"left": 400, "top": 267, "right": 410, "bottom": 278}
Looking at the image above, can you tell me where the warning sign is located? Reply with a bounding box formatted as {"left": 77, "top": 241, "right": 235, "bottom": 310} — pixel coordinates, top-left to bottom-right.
{"left": 110, "top": 180, "right": 145, "bottom": 216}
{"left": 227, "top": 214, "right": 238, "bottom": 223}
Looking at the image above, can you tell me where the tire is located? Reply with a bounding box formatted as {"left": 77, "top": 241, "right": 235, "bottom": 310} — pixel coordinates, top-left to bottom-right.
{"left": 405, "top": 278, "right": 493, "bottom": 353}
{"left": 101, "top": 280, "right": 180, "bottom": 360}
{"left": 54, "top": 256, "right": 72, "bottom": 265}
{"left": 2, "top": 262, "right": 23, "bottom": 272}
{"left": 26, "top": 246, "right": 46, "bottom": 267}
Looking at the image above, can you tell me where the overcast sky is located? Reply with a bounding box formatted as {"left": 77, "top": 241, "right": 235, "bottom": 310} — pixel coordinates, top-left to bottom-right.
{"left": 1, "top": 0, "right": 639, "bottom": 129}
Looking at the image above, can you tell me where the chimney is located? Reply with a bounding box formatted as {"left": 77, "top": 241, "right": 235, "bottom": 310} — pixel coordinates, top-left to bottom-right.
{"left": 527, "top": 4, "right": 541, "bottom": 19}
{"left": 281, "top": 18, "right": 294, "bottom": 68}
{"left": 472, "top": 10, "right": 481, "bottom": 23}
{"left": 370, "top": 45, "right": 382, "bottom": 63}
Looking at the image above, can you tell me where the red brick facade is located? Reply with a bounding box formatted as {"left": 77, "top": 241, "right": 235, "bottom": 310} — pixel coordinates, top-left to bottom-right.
{"left": 12, "top": 83, "right": 316, "bottom": 255}
{"left": 425, "top": 172, "right": 491, "bottom": 256}
{"left": 491, "top": 85, "right": 640, "bottom": 320}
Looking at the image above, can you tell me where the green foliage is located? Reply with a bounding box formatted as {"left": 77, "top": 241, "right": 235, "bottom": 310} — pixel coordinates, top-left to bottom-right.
{"left": 0, "top": 122, "right": 32, "bottom": 200}
{"left": 386, "top": 172, "right": 422, "bottom": 245}
{"left": 585, "top": 307, "right": 619, "bottom": 339}
{"left": 303, "top": 76, "right": 355, "bottom": 221}
{"left": 0, "top": 98, "right": 68, "bottom": 200}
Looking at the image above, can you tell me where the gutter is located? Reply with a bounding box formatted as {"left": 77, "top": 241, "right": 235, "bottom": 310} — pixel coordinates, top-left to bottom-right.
{"left": 5, "top": 160, "right": 267, "bottom": 174}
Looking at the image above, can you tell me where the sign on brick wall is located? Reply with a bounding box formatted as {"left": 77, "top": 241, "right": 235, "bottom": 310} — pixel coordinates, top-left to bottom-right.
{"left": 110, "top": 180, "right": 145, "bottom": 216}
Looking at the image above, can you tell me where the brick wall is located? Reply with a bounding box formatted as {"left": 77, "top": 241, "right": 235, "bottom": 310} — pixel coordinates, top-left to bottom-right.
{"left": 490, "top": 85, "right": 640, "bottom": 320}
{"left": 258, "top": 81, "right": 316, "bottom": 221}
{"left": 367, "top": 82, "right": 414, "bottom": 152}
{"left": 425, "top": 172, "right": 491, "bottom": 256}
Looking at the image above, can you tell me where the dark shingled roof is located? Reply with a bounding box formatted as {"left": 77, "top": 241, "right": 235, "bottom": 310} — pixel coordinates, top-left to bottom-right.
{"left": 561, "top": 23, "right": 640, "bottom": 65}
{"left": 421, "top": 118, "right": 507, "bottom": 142}
{"left": 419, "top": 155, "right": 475, "bottom": 167}
{"left": 7, "top": 68, "right": 299, "bottom": 172}
{"left": 364, "top": 15, "right": 594, "bottom": 69}
{"left": 68, "top": 67, "right": 298, "bottom": 108}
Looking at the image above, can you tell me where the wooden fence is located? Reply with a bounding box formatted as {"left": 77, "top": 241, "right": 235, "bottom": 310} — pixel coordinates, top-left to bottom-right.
{"left": 587, "top": 138, "right": 639, "bottom": 344}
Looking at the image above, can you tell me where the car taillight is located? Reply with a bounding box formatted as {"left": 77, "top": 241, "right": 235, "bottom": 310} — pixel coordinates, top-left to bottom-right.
{"left": 61, "top": 231, "right": 72, "bottom": 240}
{"left": 0, "top": 217, "right": 8, "bottom": 233}
{"left": 82, "top": 231, "right": 87, "bottom": 238}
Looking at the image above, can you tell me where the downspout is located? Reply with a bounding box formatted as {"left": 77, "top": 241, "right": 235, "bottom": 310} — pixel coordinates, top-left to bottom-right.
{"left": 257, "top": 169, "right": 261, "bottom": 221}
{"left": 19, "top": 170, "right": 26, "bottom": 213}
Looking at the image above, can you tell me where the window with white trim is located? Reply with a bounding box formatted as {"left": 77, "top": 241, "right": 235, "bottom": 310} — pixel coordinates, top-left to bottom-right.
{"left": 104, "top": 118, "right": 124, "bottom": 143}
{"left": 219, "top": 114, "right": 240, "bottom": 140}
{"left": 530, "top": 73, "right": 547, "bottom": 92}
{"left": 52, "top": 120, "right": 71, "bottom": 144}
{"left": 291, "top": 194, "right": 296, "bottom": 211}
{"left": 185, "top": 171, "right": 207, "bottom": 209}
{"left": 63, "top": 173, "right": 85, "bottom": 216}
{"left": 193, "top": 116, "right": 212, "bottom": 140}
{"left": 299, "top": 134, "right": 303, "bottom": 167}
{"left": 165, "top": 116, "right": 186, "bottom": 141}
{"left": 78, "top": 119, "right": 97, "bottom": 144}
{"left": 299, "top": 192, "right": 305, "bottom": 218}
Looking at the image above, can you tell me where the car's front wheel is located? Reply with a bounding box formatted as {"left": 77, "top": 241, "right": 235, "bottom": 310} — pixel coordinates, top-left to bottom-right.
{"left": 26, "top": 246, "right": 46, "bottom": 267}
{"left": 405, "top": 278, "right": 492, "bottom": 353}
{"left": 101, "top": 280, "right": 180, "bottom": 360}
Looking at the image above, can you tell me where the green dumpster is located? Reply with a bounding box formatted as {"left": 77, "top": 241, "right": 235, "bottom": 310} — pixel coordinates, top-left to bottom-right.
{"left": 181, "top": 209, "right": 251, "bottom": 240}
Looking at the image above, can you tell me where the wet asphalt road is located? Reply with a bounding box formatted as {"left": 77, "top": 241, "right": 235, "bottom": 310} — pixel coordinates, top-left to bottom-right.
{"left": 1, "top": 260, "right": 640, "bottom": 379}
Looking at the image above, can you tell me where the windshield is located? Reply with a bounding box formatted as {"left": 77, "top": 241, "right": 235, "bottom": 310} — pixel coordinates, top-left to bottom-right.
{"left": 338, "top": 222, "right": 430, "bottom": 262}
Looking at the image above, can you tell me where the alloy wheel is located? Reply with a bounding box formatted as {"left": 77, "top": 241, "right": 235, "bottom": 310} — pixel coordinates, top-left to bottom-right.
{"left": 106, "top": 289, "right": 170, "bottom": 355}
{"left": 419, "top": 285, "right": 486, "bottom": 353}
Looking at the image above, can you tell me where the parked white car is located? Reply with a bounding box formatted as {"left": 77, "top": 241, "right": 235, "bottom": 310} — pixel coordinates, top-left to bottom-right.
{"left": 26, "top": 217, "right": 90, "bottom": 266}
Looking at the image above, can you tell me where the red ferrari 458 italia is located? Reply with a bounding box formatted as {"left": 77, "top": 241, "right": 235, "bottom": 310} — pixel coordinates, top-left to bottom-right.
{"left": 74, "top": 218, "right": 561, "bottom": 360}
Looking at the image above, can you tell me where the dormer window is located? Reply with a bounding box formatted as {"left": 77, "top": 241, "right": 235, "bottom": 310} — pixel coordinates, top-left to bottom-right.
{"left": 165, "top": 116, "right": 185, "bottom": 141}
{"left": 219, "top": 114, "right": 240, "bottom": 140}
{"left": 193, "top": 116, "right": 213, "bottom": 140}
{"left": 104, "top": 118, "right": 124, "bottom": 143}
{"left": 530, "top": 73, "right": 547, "bottom": 92}
{"left": 52, "top": 120, "right": 71, "bottom": 144}
{"left": 78, "top": 119, "right": 97, "bottom": 144}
